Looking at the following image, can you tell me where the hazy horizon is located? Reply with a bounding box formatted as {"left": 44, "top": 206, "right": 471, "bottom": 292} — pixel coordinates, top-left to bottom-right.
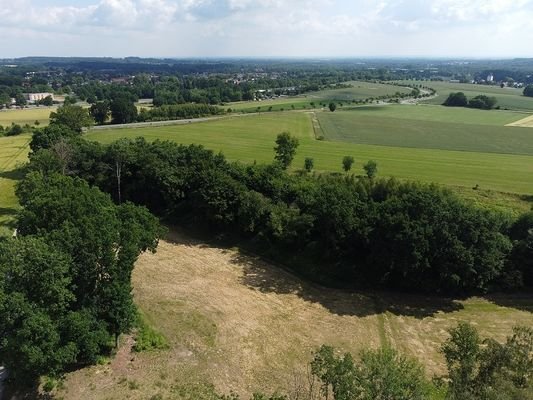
{"left": 1, "top": 1, "right": 533, "bottom": 58}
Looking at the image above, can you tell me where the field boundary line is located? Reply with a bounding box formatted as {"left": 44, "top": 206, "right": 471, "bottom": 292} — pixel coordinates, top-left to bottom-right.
{"left": 506, "top": 114, "right": 533, "bottom": 127}
{"left": 0, "top": 137, "right": 31, "bottom": 173}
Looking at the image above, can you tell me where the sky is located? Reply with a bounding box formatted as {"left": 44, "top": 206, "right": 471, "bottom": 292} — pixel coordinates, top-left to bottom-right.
{"left": 1, "top": 0, "right": 532, "bottom": 58}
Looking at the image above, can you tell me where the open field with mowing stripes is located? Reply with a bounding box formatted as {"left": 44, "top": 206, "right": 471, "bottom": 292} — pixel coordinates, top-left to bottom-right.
{"left": 86, "top": 110, "right": 533, "bottom": 194}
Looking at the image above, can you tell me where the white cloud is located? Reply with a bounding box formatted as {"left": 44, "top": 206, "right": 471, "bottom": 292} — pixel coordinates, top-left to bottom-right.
{"left": 1, "top": 0, "right": 533, "bottom": 57}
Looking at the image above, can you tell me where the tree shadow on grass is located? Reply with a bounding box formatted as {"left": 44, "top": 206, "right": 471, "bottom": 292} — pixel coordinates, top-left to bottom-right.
{"left": 229, "top": 251, "right": 464, "bottom": 320}
{"left": 0, "top": 167, "right": 25, "bottom": 181}
{"left": 0, "top": 207, "right": 17, "bottom": 217}
{"left": 485, "top": 292, "right": 533, "bottom": 314}
{"left": 163, "top": 228, "right": 532, "bottom": 319}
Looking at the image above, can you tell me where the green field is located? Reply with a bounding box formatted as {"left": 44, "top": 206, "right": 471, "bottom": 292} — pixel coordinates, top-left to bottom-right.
{"left": 402, "top": 80, "right": 533, "bottom": 111}
{"left": 85, "top": 111, "right": 533, "bottom": 194}
{"left": 318, "top": 105, "right": 533, "bottom": 155}
{"left": 228, "top": 81, "right": 412, "bottom": 112}
{"left": 0, "top": 134, "right": 30, "bottom": 236}
{"left": 0, "top": 107, "right": 55, "bottom": 127}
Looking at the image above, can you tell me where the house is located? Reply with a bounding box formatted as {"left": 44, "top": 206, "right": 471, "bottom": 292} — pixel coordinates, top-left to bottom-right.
{"left": 25, "top": 93, "right": 54, "bottom": 103}
{"left": 487, "top": 73, "right": 494, "bottom": 82}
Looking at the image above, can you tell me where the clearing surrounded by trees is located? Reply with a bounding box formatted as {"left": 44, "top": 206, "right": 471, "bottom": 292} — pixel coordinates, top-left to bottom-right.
{"left": 53, "top": 230, "right": 533, "bottom": 400}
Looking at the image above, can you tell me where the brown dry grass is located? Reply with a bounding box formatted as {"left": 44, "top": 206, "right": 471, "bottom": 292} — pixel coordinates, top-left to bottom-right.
{"left": 506, "top": 114, "right": 533, "bottom": 127}
{"left": 56, "top": 230, "right": 533, "bottom": 400}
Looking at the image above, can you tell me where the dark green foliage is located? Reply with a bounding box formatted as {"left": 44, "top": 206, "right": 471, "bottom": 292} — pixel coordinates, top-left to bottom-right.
{"left": 137, "top": 103, "right": 223, "bottom": 122}
{"left": 304, "top": 157, "right": 314, "bottom": 172}
{"left": 49, "top": 105, "right": 93, "bottom": 133}
{"left": 443, "top": 92, "right": 468, "bottom": 107}
{"left": 0, "top": 172, "right": 162, "bottom": 382}
{"left": 363, "top": 160, "right": 377, "bottom": 178}
{"left": 366, "top": 184, "right": 511, "bottom": 293}
{"left": 523, "top": 85, "right": 533, "bottom": 97}
{"left": 443, "top": 92, "right": 497, "bottom": 110}
{"left": 311, "top": 345, "right": 429, "bottom": 400}
{"left": 5, "top": 123, "right": 24, "bottom": 136}
{"left": 30, "top": 124, "right": 78, "bottom": 153}
{"left": 89, "top": 101, "right": 110, "bottom": 125}
{"left": 110, "top": 96, "right": 138, "bottom": 124}
{"left": 442, "top": 323, "right": 533, "bottom": 400}
{"left": 342, "top": 155, "right": 354, "bottom": 172}
{"left": 36, "top": 95, "right": 54, "bottom": 106}
{"left": 468, "top": 95, "right": 498, "bottom": 110}
{"left": 507, "top": 212, "right": 533, "bottom": 286}
{"left": 0, "top": 237, "right": 78, "bottom": 381}
{"left": 329, "top": 102, "right": 337, "bottom": 112}
{"left": 274, "top": 132, "right": 299, "bottom": 169}
{"left": 56, "top": 137, "right": 519, "bottom": 295}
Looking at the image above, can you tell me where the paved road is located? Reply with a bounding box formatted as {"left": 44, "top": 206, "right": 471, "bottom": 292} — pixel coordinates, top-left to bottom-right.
{"left": 86, "top": 112, "right": 261, "bottom": 131}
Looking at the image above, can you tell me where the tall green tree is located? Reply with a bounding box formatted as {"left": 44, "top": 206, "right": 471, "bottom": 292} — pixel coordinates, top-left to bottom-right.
{"left": 274, "top": 132, "right": 299, "bottom": 169}
{"left": 442, "top": 322, "right": 533, "bottom": 399}
{"left": 342, "top": 155, "right": 354, "bottom": 172}
{"left": 89, "top": 101, "right": 110, "bottom": 125}
{"left": 363, "top": 160, "right": 378, "bottom": 178}
{"left": 16, "top": 172, "right": 162, "bottom": 350}
{"left": 49, "top": 105, "right": 93, "bottom": 133}
{"left": 443, "top": 92, "right": 468, "bottom": 107}
{"left": 304, "top": 157, "right": 314, "bottom": 172}
{"left": 110, "top": 97, "right": 138, "bottom": 124}
{"left": 311, "top": 345, "right": 429, "bottom": 400}
{"left": 0, "top": 237, "right": 77, "bottom": 381}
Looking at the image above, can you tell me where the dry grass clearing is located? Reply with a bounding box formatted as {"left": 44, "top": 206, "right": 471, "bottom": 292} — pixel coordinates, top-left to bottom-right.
{"left": 506, "top": 114, "right": 533, "bottom": 127}
{"left": 55, "top": 231, "right": 533, "bottom": 400}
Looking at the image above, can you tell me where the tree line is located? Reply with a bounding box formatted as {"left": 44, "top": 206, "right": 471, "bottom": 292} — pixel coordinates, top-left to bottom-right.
{"left": 1, "top": 107, "right": 532, "bottom": 391}
{"left": 443, "top": 92, "right": 498, "bottom": 110}
{"left": 25, "top": 119, "right": 533, "bottom": 295}
{"left": 0, "top": 127, "right": 163, "bottom": 384}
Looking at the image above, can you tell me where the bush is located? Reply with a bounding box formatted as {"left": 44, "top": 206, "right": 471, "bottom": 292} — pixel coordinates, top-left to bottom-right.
{"left": 523, "top": 85, "right": 533, "bottom": 97}
{"left": 133, "top": 313, "right": 169, "bottom": 352}
{"left": 311, "top": 345, "right": 429, "bottom": 400}
{"left": 443, "top": 92, "right": 468, "bottom": 107}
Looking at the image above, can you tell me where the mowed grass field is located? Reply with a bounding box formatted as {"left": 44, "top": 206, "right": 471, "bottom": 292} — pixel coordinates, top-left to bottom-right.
{"left": 228, "top": 81, "right": 411, "bottom": 112}
{"left": 318, "top": 105, "right": 533, "bottom": 155}
{"left": 54, "top": 230, "right": 533, "bottom": 400}
{"left": 0, "top": 107, "right": 55, "bottom": 127}
{"left": 86, "top": 110, "right": 533, "bottom": 194}
{"left": 0, "top": 134, "right": 30, "bottom": 236}
{"left": 401, "top": 80, "right": 533, "bottom": 111}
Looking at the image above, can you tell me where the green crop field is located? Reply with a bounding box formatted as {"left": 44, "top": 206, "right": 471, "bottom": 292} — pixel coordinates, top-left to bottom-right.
{"left": 85, "top": 111, "right": 533, "bottom": 194}
{"left": 317, "top": 105, "right": 533, "bottom": 155}
{"left": 228, "top": 81, "right": 411, "bottom": 112}
{"left": 0, "top": 134, "right": 30, "bottom": 236}
{"left": 400, "top": 80, "right": 533, "bottom": 111}
{"left": 0, "top": 107, "right": 55, "bottom": 127}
